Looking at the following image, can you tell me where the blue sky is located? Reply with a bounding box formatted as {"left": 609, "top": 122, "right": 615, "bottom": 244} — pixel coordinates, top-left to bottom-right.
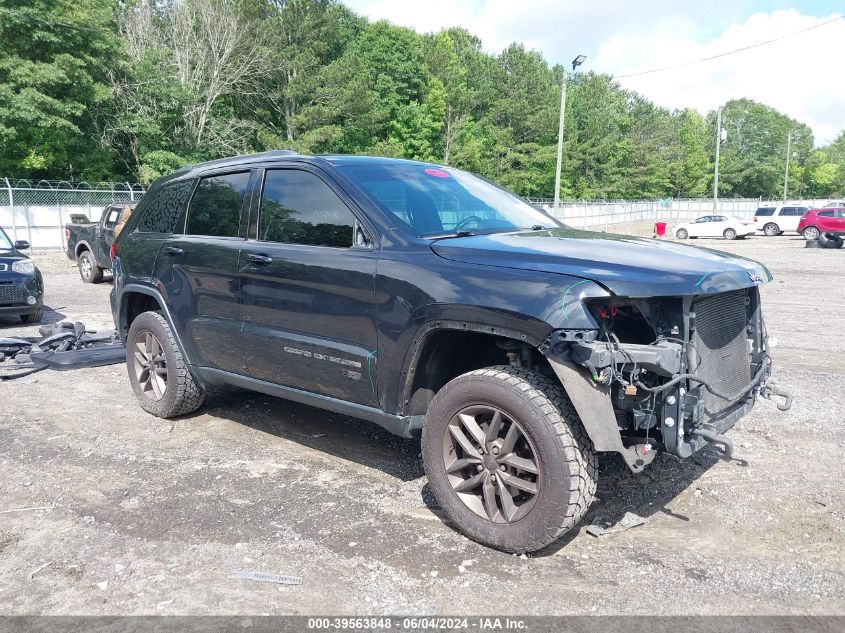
{"left": 344, "top": 1, "right": 845, "bottom": 144}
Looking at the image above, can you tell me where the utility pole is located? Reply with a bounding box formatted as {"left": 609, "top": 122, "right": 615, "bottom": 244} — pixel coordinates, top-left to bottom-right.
{"left": 553, "top": 74, "right": 567, "bottom": 210}
{"left": 554, "top": 54, "right": 586, "bottom": 209}
{"left": 713, "top": 107, "right": 722, "bottom": 212}
{"left": 783, "top": 131, "right": 792, "bottom": 202}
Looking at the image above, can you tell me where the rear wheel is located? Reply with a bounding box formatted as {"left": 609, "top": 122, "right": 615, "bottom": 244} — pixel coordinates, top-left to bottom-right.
{"left": 422, "top": 366, "right": 597, "bottom": 553}
{"left": 77, "top": 251, "right": 103, "bottom": 283}
{"left": 803, "top": 226, "right": 820, "bottom": 240}
{"left": 127, "top": 311, "right": 205, "bottom": 418}
{"left": 763, "top": 223, "right": 779, "bottom": 237}
{"left": 676, "top": 228, "right": 688, "bottom": 239}
{"left": 723, "top": 228, "right": 737, "bottom": 240}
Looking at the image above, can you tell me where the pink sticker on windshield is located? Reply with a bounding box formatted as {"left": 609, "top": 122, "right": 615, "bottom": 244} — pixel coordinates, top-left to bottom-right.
{"left": 424, "top": 168, "right": 450, "bottom": 178}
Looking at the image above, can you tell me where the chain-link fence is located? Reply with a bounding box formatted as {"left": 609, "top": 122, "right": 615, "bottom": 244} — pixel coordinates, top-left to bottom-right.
{"left": 529, "top": 197, "right": 834, "bottom": 230}
{"left": 0, "top": 179, "right": 145, "bottom": 249}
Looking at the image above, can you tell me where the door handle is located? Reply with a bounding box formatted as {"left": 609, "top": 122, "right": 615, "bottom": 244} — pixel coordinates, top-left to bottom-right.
{"left": 162, "top": 246, "right": 184, "bottom": 256}
{"left": 246, "top": 253, "right": 272, "bottom": 265}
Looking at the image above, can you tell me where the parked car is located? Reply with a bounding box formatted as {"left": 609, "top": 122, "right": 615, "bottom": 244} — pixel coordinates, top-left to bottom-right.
{"left": 0, "top": 227, "right": 44, "bottom": 324}
{"left": 111, "top": 151, "right": 783, "bottom": 553}
{"left": 823, "top": 201, "right": 845, "bottom": 208}
{"left": 752, "top": 205, "right": 810, "bottom": 236}
{"left": 674, "top": 215, "right": 755, "bottom": 240}
{"left": 797, "top": 207, "right": 845, "bottom": 240}
{"left": 66, "top": 202, "right": 136, "bottom": 283}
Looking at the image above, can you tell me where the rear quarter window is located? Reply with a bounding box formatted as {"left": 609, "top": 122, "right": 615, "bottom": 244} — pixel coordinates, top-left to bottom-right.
{"left": 818, "top": 210, "right": 834, "bottom": 218}
{"left": 755, "top": 208, "right": 775, "bottom": 216}
{"left": 136, "top": 180, "right": 195, "bottom": 234}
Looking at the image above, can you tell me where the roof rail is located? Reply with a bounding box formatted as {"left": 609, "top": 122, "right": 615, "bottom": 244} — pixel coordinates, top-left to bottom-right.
{"left": 180, "top": 150, "right": 300, "bottom": 172}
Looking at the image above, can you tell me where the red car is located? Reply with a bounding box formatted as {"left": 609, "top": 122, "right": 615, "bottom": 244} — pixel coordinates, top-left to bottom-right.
{"left": 798, "top": 207, "right": 845, "bottom": 240}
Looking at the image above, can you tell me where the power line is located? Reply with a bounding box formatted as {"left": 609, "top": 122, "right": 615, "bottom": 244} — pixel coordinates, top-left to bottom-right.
{"left": 615, "top": 14, "right": 844, "bottom": 79}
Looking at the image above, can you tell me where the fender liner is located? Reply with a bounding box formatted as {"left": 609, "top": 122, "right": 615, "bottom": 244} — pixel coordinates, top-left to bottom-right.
{"left": 118, "top": 283, "right": 197, "bottom": 374}
{"left": 547, "top": 357, "right": 655, "bottom": 473}
{"left": 75, "top": 240, "right": 96, "bottom": 262}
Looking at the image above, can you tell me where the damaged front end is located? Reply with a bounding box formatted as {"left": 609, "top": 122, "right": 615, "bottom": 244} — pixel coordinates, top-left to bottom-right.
{"left": 541, "top": 286, "right": 790, "bottom": 472}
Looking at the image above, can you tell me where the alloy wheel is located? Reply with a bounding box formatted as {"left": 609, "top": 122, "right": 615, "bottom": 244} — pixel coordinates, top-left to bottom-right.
{"left": 764, "top": 223, "right": 779, "bottom": 236}
{"left": 442, "top": 405, "right": 540, "bottom": 523}
{"left": 133, "top": 330, "right": 168, "bottom": 400}
{"left": 803, "top": 227, "right": 820, "bottom": 240}
{"left": 80, "top": 257, "right": 92, "bottom": 279}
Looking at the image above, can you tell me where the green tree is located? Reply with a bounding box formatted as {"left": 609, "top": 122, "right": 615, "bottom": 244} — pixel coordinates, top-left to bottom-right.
{"left": 711, "top": 99, "right": 813, "bottom": 198}
{"left": 0, "top": 0, "right": 123, "bottom": 178}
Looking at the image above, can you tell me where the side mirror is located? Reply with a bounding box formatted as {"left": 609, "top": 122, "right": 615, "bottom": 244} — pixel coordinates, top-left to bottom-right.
{"left": 14, "top": 240, "right": 30, "bottom": 250}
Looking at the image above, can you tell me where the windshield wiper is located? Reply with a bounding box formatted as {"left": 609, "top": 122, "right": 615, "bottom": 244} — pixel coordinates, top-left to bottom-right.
{"left": 426, "top": 229, "right": 475, "bottom": 240}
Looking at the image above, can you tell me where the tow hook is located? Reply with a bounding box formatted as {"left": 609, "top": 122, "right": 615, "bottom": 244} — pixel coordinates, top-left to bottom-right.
{"left": 692, "top": 429, "right": 733, "bottom": 460}
{"left": 761, "top": 383, "right": 792, "bottom": 411}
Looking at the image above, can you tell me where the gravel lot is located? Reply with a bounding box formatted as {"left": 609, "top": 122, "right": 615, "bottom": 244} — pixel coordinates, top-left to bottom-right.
{"left": 1, "top": 236, "right": 843, "bottom": 616}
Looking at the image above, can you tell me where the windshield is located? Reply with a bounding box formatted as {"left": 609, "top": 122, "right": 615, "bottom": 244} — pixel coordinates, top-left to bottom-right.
{"left": 0, "top": 227, "right": 12, "bottom": 250}
{"left": 337, "top": 163, "right": 559, "bottom": 237}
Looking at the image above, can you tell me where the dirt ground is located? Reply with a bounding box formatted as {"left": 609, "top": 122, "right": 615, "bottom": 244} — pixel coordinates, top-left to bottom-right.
{"left": 1, "top": 235, "right": 843, "bottom": 616}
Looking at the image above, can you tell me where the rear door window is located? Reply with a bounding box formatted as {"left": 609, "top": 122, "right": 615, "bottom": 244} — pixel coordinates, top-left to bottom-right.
{"left": 185, "top": 172, "right": 251, "bottom": 238}
{"left": 818, "top": 210, "right": 834, "bottom": 218}
{"left": 782, "top": 207, "right": 807, "bottom": 216}
{"left": 137, "top": 180, "right": 195, "bottom": 234}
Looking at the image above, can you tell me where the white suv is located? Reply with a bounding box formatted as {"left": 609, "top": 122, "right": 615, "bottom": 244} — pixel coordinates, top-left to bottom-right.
{"left": 753, "top": 205, "right": 809, "bottom": 236}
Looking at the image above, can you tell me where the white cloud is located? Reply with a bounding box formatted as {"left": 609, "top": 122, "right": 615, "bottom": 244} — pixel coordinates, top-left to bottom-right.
{"left": 344, "top": 1, "right": 844, "bottom": 145}
{"left": 599, "top": 9, "right": 845, "bottom": 145}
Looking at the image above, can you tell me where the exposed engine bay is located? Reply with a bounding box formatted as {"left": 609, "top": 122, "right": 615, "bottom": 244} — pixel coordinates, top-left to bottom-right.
{"left": 539, "top": 287, "right": 792, "bottom": 472}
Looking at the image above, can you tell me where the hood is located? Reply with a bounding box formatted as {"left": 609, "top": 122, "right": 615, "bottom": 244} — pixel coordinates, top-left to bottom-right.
{"left": 0, "top": 249, "right": 29, "bottom": 263}
{"left": 430, "top": 228, "right": 771, "bottom": 297}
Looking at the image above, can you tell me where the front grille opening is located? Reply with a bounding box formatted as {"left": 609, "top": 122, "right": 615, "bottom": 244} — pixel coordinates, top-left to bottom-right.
{"left": 0, "top": 282, "right": 26, "bottom": 305}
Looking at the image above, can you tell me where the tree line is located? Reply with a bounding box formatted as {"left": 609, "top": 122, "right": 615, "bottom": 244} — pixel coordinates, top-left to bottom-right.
{"left": 1, "top": 0, "right": 843, "bottom": 200}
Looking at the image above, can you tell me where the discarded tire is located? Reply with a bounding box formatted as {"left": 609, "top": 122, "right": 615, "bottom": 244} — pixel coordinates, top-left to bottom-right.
{"left": 817, "top": 232, "right": 844, "bottom": 249}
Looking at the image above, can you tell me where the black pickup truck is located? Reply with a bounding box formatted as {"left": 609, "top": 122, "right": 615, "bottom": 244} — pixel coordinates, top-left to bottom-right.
{"left": 110, "top": 151, "right": 791, "bottom": 553}
{"left": 66, "top": 202, "right": 136, "bottom": 283}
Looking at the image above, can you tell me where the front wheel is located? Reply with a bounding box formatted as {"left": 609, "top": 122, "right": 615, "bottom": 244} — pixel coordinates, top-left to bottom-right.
{"left": 422, "top": 366, "right": 597, "bottom": 553}
{"left": 676, "top": 229, "right": 688, "bottom": 239}
{"left": 803, "top": 226, "right": 820, "bottom": 240}
{"left": 723, "top": 228, "right": 737, "bottom": 240}
{"left": 127, "top": 311, "right": 206, "bottom": 418}
{"left": 20, "top": 304, "right": 43, "bottom": 324}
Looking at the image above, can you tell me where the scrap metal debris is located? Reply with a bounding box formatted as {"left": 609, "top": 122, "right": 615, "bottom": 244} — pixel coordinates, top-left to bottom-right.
{"left": 0, "top": 321, "right": 125, "bottom": 380}
{"left": 586, "top": 512, "right": 646, "bottom": 538}
{"left": 231, "top": 571, "right": 302, "bottom": 586}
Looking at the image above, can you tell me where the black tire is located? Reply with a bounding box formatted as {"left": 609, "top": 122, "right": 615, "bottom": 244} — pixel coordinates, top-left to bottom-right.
{"left": 422, "top": 366, "right": 597, "bottom": 553}
{"left": 803, "top": 226, "right": 820, "bottom": 240}
{"left": 20, "top": 304, "right": 43, "bottom": 324}
{"left": 127, "top": 311, "right": 205, "bottom": 418}
{"left": 723, "top": 228, "right": 737, "bottom": 240}
{"left": 77, "top": 250, "right": 103, "bottom": 284}
{"left": 676, "top": 229, "right": 688, "bottom": 239}
{"left": 763, "top": 222, "right": 779, "bottom": 237}
{"left": 817, "top": 232, "right": 844, "bottom": 249}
